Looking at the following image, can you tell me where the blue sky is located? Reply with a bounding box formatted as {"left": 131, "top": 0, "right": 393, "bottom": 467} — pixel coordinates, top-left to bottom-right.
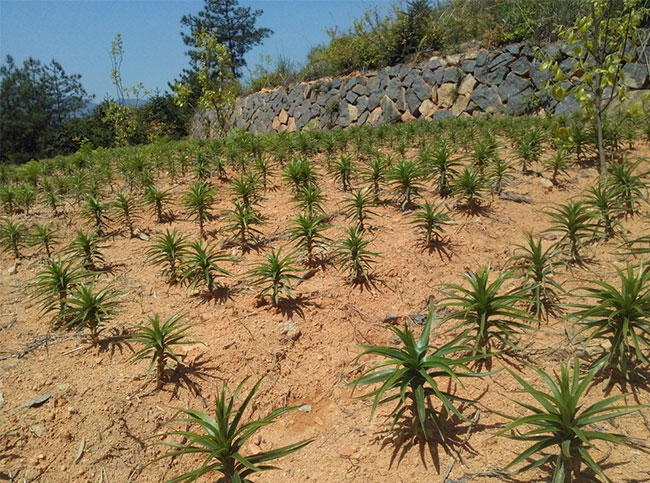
{"left": 0, "top": 0, "right": 395, "bottom": 101}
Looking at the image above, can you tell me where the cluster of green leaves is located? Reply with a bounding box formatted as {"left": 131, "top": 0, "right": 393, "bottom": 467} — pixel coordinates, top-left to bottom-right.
{"left": 30, "top": 257, "right": 90, "bottom": 327}
{"left": 542, "top": 0, "right": 647, "bottom": 175}
{"left": 410, "top": 200, "right": 450, "bottom": 245}
{"left": 249, "top": 248, "right": 301, "bottom": 306}
{"left": 498, "top": 357, "right": 647, "bottom": 482}
{"left": 129, "top": 313, "right": 197, "bottom": 389}
{"left": 179, "top": 240, "right": 232, "bottom": 298}
{"left": 289, "top": 212, "right": 331, "bottom": 265}
{"left": 509, "top": 235, "right": 565, "bottom": 321}
{"left": 351, "top": 309, "right": 483, "bottom": 441}
{"left": 145, "top": 229, "right": 190, "bottom": 283}
{"left": 65, "top": 229, "right": 107, "bottom": 270}
{"left": 569, "top": 263, "right": 650, "bottom": 382}
{"left": 335, "top": 226, "right": 380, "bottom": 283}
{"left": 153, "top": 378, "right": 312, "bottom": 482}
{"left": 442, "top": 266, "right": 534, "bottom": 356}
{"left": 0, "top": 219, "right": 28, "bottom": 259}
{"left": 295, "top": 0, "right": 583, "bottom": 82}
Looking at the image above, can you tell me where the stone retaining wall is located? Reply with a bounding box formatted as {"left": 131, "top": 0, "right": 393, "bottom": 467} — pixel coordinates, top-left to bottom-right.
{"left": 195, "top": 41, "right": 650, "bottom": 137}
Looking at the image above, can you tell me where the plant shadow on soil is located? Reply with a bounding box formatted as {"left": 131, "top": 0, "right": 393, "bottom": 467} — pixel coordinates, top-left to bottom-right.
{"left": 168, "top": 353, "right": 221, "bottom": 403}
{"left": 376, "top": 397, "right": 497, "bottom": 474}
{"left": 193, "top": 285, "right": 238, "bottom": 305}
{"left": 274, "top": 294, "right": 318, "bottom": 319}
{"left": 418, "top": 237, "right": 455, "bottom": 261}
{"left": 96, "top": 328, "right": 132, "bottom": 357}
{"left": 457, "top": 201, "right": 493, "bottom": 218}
{"left": 498, "top": 459, "right": 637, "bottom": 483}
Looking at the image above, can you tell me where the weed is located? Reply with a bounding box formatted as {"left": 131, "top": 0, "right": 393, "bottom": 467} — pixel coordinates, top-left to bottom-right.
{"left": 63, "top": 283, "right": 120, "bottom": 345}
{"left": 145, "top": 229, "right": 190, "bottom": 284}
{"left": 184, "top": 181, "right": 216, "bottom": 239}
{"left": 351, "top": 310, "right": 484, "bottom": 441}
{"left": 151, "top": 378, "right": 312, "bottom": 481}
{"left": 569, "top": 263, "right": 650, "bottom": 382}
{"left": 289, "top": 212, "right": 331, "bottom": 264}
{"left": 129, "top": 313, "right": 197, "bottom": 389}
{"left": 179, "top": 240, "right": 232, "bottom": 297}
{"left": 442, "top": 266, "right": 534, "bottom": 356}
{"left": 249, "top": 248, "right": 302, "bottom": 305}
{"left": 411, "top": 200, "right": 451, "bottom": 245}
{"left": 335, "top": 226, "right": 380, "bottom": 283}
{"left": 0, "top": 219, "right": 28, "bottom": 259}
{"left": 498, "top": 357, "right": 646, "bottom": 481}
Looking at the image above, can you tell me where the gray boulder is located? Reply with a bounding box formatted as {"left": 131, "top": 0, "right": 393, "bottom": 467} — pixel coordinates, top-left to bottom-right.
{"left": 622, "top": 63, "right": 648, "bottom": 89}
{"left": 505, "top": 87, "right": 535, "bottom": 115}
{"left": 474, "top": 64, "right": 489, "bottom": 83}
{"left": 559, "top": 57, "right": 577, "bottom": 74}
{"left": 411, "top": 77, "right": 431, "bottom": 102}
{"left": 530, "top": 60, "right": 552, "bottom": 90}
{"left": 406, "top": 90, "right": 421, "bottom": 114}
{"left": 368, "top": 91, "right": 383, "bottom": 111}
{"left": 489, "top": 52, "right": 515, "bottom": 70}
{"left": 461, "top": 60, "right": 476, "bottom": 73}
{"left": 422, "top": 67, "right": 439, "bottom": 86}
{"left": 475, "top": 51, "right": 488, "bottom": 68}
{"left": 352, "top": 83, "right": 367, "bottom": 96}
{"left": 543, "top": 44, "right": 563, "bottom": 61}
{"left": 380, "top": 95, "right": 400, "bottom": 123}
{"left": 398, "top": 64, "right": 414, "bottom": 80}
{"left": 443, "top": 67, "right": 464, "bottom": 84}
{"left": 499, "top": 73, "right": 533, "bottom": 103}
{"left": 470, "top": 85, "right": 503, "bottom": 112}
{"left": 510, "top": 57, "right": 531, "bottom": 76}
{"left": 487, "top": 66, "right": 508, "bottom": 86}
{"left": 386, "top": 78, "right": 403, "bottom": 101}
{"left": 389, "top": 63, "right": 402, "bottom": 78}
{"left": 554, "top": 94, "right": 580, "bottom": 116}
{"left": 356, "top": 96, "right": 369, "bottom": 115}
{"left": 345, "top": 90, "right": 359, "bottom": 104}
{"left": 425, "top": 58, "right": 442, "bottom": 71}
{"left": 432, "top": 110, "right": 453, "bottom": 121}
{"left": 403, "top": 70, "right": 420, "bottom": 88}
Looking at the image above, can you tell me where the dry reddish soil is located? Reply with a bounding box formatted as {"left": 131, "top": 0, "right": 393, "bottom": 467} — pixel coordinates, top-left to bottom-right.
{"left": 1, "top": 139, "right": 650, "bottom": 483}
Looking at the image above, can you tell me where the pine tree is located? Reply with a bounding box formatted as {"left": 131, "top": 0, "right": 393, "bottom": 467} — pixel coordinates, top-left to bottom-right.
{"left": 180, "top": 0, "right": 273, "bottom": 78}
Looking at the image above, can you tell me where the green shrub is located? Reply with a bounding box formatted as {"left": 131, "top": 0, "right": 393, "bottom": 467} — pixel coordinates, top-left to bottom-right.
{"left": 144, "top": 185, "right": 173, "bottom": 223}
{"left": 509, "top": 235, "right": 565, "bottom": 321}
{"left": 335, "top": 226, "right": 380, "bottom": 283}
{"left": 65, "top": 230, "right": 107, "bottom": 270}
{"left": 63, "top": 283, "right": 120, "bottom": 345}
{"left": 112, "top": 193, "right": 142, "bottom": 238}
{"left": 151, "top": 378, "right": 312, "bottom": 481}
{"left": 350, "top": 309, "right": 484, "bottom": 441}
{"left": 442, "top": 266, "right": 534, "bottom": 356}
{"left": 388, "top": 160, "right": 426, "bottom": 210}
{"left": 343, "top": 189, "right": 376, "bottom": 232}
{"left": 30, "top": 257, "right": 90, "bottom": 326}
{"left": 129, "top": 313, "right": 197, "bottom": 389}
{"left": 289, "top": 212, "right": 331, "bottom": 264}
{"left": 569, "top": 263, "right": 650, "bottom": 382}
{"left": 183, "top": 181, "right": 216, "bottom": 239}
{"left": 145, "top": 229, "right": 190, "bottom": 284}
{"left": 249, "top": 248, "right": 302, "bottom": 306}
{"left": 83, "top": 196, "right": 111, "bottom": 235}
{"left": 410, "top": 200, "right": 450, "bottom": 245}
{"left": 0, "top": 219, "right": 28, "bottom": 259}
{"left": 498, "top": 357, "right": 646, "bottom": 481}
{"left": 544, "top": 201, "right": 595, "bottom": 263}
{"left": 179, "top": 240, "right": 232, "bottom": 298}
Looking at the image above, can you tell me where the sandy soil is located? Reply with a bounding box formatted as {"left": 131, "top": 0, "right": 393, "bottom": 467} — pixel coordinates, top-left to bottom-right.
{"left": 1, "top": 136, "right": 650, "bottom": 483}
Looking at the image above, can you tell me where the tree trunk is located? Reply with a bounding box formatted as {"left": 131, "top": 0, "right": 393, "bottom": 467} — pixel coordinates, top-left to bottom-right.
{"left": 595, "top": 110, "right": 607, "bottom": 176}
